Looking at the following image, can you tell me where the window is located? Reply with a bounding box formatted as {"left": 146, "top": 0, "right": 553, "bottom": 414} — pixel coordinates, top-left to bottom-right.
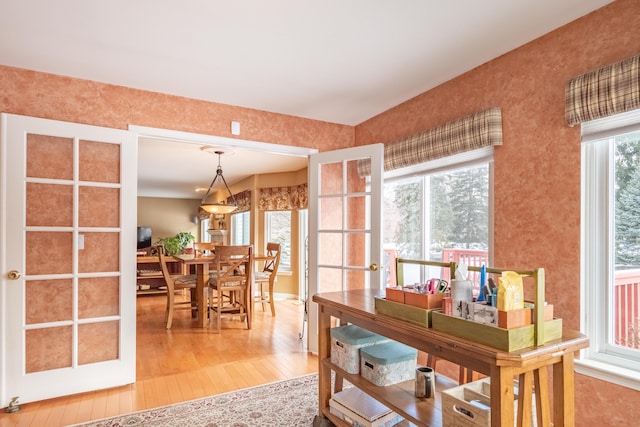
{"left": 382, "top": 148, "right": 492, "bottom": 289}
{"left": 580, "top": 109, "right": 640, "bottom": 390}
{"left": 265, "top": 211, "right": 291, "bottom": 271}
{"left": 200, "top": 217, "right": 211, "bottom": 243}
{"left": 231, "top": 211, "right": 250, "bottom": 245}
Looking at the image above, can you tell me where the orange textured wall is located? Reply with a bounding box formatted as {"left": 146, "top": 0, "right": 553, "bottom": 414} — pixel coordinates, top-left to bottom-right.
{"left": 0, "top": 66, "right": 353, "bottom": 151}
{"left": 355, "top": 0, "right": 640, "bottom": 424}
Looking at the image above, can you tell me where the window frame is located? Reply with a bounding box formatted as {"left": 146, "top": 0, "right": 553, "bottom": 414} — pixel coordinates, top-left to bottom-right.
{"left": 381, "top": 147, "right": 494, "bottom": 283}
{"left": 578, "top": 109, "right": 640, "bottom": 391}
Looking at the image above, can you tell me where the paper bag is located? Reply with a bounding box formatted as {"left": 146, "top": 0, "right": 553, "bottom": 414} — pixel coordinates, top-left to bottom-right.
{"left": 497, "top": 271, "right": 524, "bottom": 311}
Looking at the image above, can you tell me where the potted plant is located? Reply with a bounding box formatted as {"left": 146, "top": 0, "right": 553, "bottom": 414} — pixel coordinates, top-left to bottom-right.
{"left": 156, "top": 232, "right": 195, "bottom": 256}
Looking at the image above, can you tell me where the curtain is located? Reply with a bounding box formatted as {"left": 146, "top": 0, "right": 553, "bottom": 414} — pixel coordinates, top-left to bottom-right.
{"left": 228, "top": 190, "right": 251, "bottom": 213}
{"left": 357, "top": 107, "right": 502, "bottom": 177}
{"left": 258, "top": 184, "right": 308, "bottom": 210}
{"left": 565, "top": 55, "right": 640, "bottom": 127}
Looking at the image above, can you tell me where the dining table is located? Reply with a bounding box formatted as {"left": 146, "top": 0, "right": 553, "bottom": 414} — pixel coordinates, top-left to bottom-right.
{"left": 173, "top": 251, "right": 276, "bottom": 328}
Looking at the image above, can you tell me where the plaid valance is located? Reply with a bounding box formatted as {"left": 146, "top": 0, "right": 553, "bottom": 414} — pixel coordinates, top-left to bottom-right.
{"left": 357, "top": 107, "right": 502, "bottom": 177}
{"left": 565, "top": 55, "right": 640, "bottom": 127}
{"left": 258, "top": 184, "right": 308, "bottom": 211}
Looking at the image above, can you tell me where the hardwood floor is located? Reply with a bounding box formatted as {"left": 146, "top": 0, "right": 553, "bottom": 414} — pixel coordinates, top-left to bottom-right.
{"left": 1, "top": 294, "right": 318, "bottom": 427}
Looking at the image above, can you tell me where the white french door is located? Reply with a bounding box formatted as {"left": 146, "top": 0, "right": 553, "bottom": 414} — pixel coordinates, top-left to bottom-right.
{"left": 1, "top": 114, "right": 137, "bottom": 404}
{"left": 307, "top": 144, "right": 384, "bottom": 353}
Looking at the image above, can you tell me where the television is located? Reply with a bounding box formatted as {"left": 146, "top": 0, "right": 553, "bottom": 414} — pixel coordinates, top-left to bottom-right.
{"left": 137, "top": 226, "right": 152, "bottom": 249}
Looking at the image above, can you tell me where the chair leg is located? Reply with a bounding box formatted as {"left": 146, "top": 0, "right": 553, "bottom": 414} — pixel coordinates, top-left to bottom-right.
{"left": 260, "top": 283, "right": 267, "bottom": 312}
{"left": 216, "top": 287, "right": 222, "bottom": 333}
{"left": 166, "top": 291, "right": 174, "bottom": 329}
{"left": 269, "top": 280, "right": 276, "bottom": 317}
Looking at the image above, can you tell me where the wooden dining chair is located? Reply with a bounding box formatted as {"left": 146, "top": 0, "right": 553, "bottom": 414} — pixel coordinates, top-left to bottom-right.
{"left": 193, "top": 241, "right": 217, "bottom": 257}
{"left": 254, "top": 242, "right": 281, "bottom": 316}
{"left": 157, "top": 246, "right": 197, "bottom": 329}
{"left": 208, "top": 245, "right": 253, "bottom": 333}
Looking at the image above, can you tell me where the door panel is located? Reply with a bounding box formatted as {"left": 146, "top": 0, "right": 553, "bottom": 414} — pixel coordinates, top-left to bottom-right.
{"left": 1, "top": 113, "right": 136, "bottom": 404}
{"left": 307, "top": 144, "right": 384, "bottom": 353}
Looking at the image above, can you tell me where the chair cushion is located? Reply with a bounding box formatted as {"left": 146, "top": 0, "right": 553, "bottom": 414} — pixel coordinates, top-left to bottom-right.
{"left": 254, "top": 271, "right": 271, "bottom": 281}
{"left": 174, "top": 274, "right": 197, "bottom": 286}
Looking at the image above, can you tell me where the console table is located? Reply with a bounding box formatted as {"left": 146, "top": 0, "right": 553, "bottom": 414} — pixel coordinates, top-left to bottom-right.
{"left": 313, "top": 289, "right": 589, "bottom": 427}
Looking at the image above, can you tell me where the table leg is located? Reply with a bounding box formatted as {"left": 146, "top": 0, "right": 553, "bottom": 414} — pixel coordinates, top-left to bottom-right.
{"left": 196, "top": 264, "right": 208, "bottom": 328}
{"left": 553, "top": 353, "right": 576, "bottom": 426}
{"left": 534, "top": 367, "right": 551, "bottom": 426}
{"left": 491, "top": 365, "right": 515, "bottom": 427}
{"left": 317, "top": 305, "right": 332, "bottom": 420}
{"left": 517, "top": 371, "right": 533, "bottom": 427}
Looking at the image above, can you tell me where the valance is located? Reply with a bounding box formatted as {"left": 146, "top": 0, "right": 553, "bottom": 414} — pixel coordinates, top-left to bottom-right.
{"left": 258, "top": 184, "right": 308, "bottom": 211}
{"left": 565, "top": 55, "right": 640, "bottom": 127}
{"left": 197, "top": 190, "right": 251, "bottom": 219}
{"left": 228, "top": 190, "right": 251, "bottom": 213}
{"left": 357, "top": 107, "right": 502, "bottom": 177}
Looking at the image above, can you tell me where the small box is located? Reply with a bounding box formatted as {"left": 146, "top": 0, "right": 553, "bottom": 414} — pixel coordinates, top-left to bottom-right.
{"left": 431, "top": 311, "right": 563, "bottom": 351}
{"left": 454, "top": 300, "right": 474, "bottom": 320}
{"left": 442, "top": 297, "right": 453, "bottom": 315}
{"left": 404, "top": 291, "right": 444, "bottom": 309}
{"left": 441, "top": 378, "right": 537, "bottom": 426}
{"left": 472, "top": 303, "right": 497, "bottom": 326}
{"left": 331, "top": 325, "right": 389, "bottom": 374}
{"left": 329, "top": 387, "right": 403, "bottom": 427}
{"left": 529, "top": 303, "right": 554, "bottom": 322}
{"left": 384, "top": 287, "right": 405, "bottom": 303}
{"left": 498, "top": 308, "right": 532, "bottom": 329}
{"left": 360, "top": 341, "right": 418, "bottom": 386}
{"left": 442, "top": 378, "right": 491, "bottom": 426}
{"left": 374, "top": 297, "right": 439, "bottom": 328}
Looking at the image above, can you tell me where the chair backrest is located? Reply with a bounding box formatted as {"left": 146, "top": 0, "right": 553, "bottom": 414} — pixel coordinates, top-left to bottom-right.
{"left": 213, "top": 245, "right": 253, "bottom": 287}
{"left": 262, "top": 242, "right": 281, "bottom": 275}
{"left": 193, "top": 241, "right": 217, "bottom": 257}
{"left": 156, "top": 245, "right": 176, "bottom": 292}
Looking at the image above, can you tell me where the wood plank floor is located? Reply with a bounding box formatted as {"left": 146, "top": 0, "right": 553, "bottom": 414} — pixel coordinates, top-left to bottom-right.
{"left": 0, "top": 294, "right": 318, "bottom": 427}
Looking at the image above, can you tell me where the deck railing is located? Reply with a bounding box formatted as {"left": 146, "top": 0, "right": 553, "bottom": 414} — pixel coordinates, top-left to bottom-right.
{"left": 615, "top": 269, "right": 640, "bottom": 348}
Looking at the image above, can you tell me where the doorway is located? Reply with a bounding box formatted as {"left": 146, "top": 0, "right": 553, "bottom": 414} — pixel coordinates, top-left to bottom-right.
{"left": 130, "top": 124, "right": 316, "bottom": 337}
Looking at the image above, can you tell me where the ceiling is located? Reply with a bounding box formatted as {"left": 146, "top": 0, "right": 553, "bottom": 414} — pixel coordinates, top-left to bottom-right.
{"left": 0, "top": 0, "right": 613, "bottom": 198}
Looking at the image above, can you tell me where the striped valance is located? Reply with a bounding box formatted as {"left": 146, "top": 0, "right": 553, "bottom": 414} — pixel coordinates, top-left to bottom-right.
{"left": 258, "top": 184, "right": 308, "bottom": 211}
{"left": 357, "top": 107, "right": 502, "bottom": 177}
{"left": 565, "top": 55, "right": 640, "bottom": 127}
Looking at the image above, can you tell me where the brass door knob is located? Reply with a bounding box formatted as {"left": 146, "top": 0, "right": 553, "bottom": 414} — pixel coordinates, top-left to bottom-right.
{"left": 7, "top": 270, "right": 21, "bottom": 280}
{"left": 369, "top": 264, "right": 378, "bottom": 272}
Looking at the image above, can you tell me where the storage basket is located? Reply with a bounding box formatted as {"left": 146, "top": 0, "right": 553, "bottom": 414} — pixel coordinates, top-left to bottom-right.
{"left": 331, "top": 325, "right": 389, "bottom": 374}
{"left": 360, "top": 341, "right": 417, "bottom": 386}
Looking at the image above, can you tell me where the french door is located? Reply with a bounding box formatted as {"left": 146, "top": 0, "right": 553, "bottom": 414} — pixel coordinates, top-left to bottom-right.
{"left": 1, "top": 114, "right": 137, "bottom": 404}
{"left": 307, "top": 144, "right": 384, "bottom": 353}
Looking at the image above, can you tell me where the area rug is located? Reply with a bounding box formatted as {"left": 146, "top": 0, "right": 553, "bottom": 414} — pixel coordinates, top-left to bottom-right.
{"left": 68, "top": 373, "right": 319, "bottom": 427}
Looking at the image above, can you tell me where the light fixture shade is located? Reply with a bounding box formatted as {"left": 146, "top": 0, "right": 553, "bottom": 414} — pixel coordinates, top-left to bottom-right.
{"left": 200, "top": 150, "right": 238, "bottom": 215}
{"left": 200, "top": 203, "right": 237, "bottom": 214}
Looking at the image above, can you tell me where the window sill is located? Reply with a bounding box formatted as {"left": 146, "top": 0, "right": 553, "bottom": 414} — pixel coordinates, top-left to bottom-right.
{"left": 575, "top": 358, "right": 640, "bottom": 391}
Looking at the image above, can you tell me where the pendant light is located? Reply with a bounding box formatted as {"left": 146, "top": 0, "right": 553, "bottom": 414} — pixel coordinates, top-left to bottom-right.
{"left": 200, "top": 150, "right": 237, "bottom": 214}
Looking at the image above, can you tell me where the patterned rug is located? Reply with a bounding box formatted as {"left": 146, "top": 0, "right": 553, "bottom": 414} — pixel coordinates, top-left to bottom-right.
{"left": 67, "top": 373, "right": 319, "bottom": 427}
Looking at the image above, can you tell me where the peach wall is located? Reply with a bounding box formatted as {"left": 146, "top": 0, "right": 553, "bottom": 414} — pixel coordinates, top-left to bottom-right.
{"left": 0, "top": 67, "right": 353, "bottom": 151}
{"left": 355, "top": 0, "right": 640, "bottom": 424}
